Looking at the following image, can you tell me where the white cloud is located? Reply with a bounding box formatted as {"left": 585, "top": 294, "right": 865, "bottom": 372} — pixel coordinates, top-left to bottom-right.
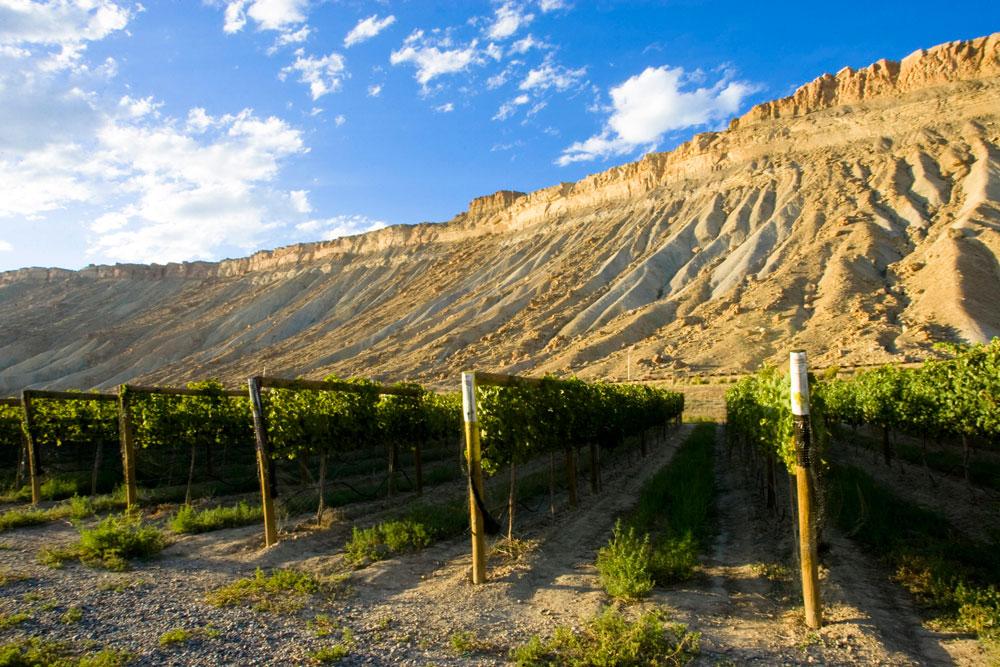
{"left": 268, "top": 24, "right": 310, "bottom": 53}
{"left": 493, "top": 93, "right": 529, "bottom": 121}
{"left": 390, "top": 30, "right": 483, "bottom": 86}
{"left": 289, "top": 189, "right": 311, "bottom": 213}
{"left": 486, "top": 70, "right": 510, "bottom": 89}
{"left": 367, "top": 83, "right": 382, "bottom": 97}
{"left": 0, "top": 240, "right": 12, "bottom": 252}
{"left": 520, "top": 59, "right": 586, "bottom": 92}
{"left": 281, "top": 50, "right": 347, "bottom": 99}
{"left": 537, "top": 0, "right": 568, "bottom": 11}
{"left": 435, "top": 102, "right": 454, "bottom": 113}
{"left": 85, "top": 109, "right": 307, "bottom": 262}
{"left": 0, "top": 0, "right": 131, "bottom": 47}
{"left": 118, "top": 95, "right": 161, "bottom": 118}
{"left": 223, "top": 0, "right": 307, "bottom": 33}
{"left": 509, "top": 34, "right": 546, "bottom": 55}
{"left": 487, "top": 2, "right": 533, "bottom": 40}
{"left": 333, "top": 114, "right": 346, "bottom": 126}
{"left": 295, "top": 214, "right": 386, "bottom": 240}
{"left": 90, "top": 211, "right": 128, "bottom": 233}
{"left": 186, "top": 107, "right": 213, "bottom": 132}
{"left": 558, "top": 65, "right": 759, "bottom": 165}
{"left": 344, "top": 14, "right": 395, "bottom": 48}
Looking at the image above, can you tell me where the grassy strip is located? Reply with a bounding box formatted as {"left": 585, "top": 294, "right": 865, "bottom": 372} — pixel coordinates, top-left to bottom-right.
{"left": 39, "top": 513, "right": 166, "bottom": 571}
{"left": 344, "top": 502, "right": 466, "bottom": 567}
{"left": 0, "top": 638, "right": 130, "bottom": 666}
{"left": 597, "top": 422, "right": 716, "bottom": 600}
{"left": 168, "top": 501, "right": 263, "bottom": 534}
{"left": 0, "top": 493, "right": 127, "bottom": 534}
{"left": 511, "top": 607, "right": 699, "bottom": 666}
{"left": 205, "top": 568, "right": 348, "bottom": 614}
{"left": 342, "top": 426, "right": 666, "bottom": 570}
{"left": 842, "top": 429, "right": 1000, "bottom": 490}
{"left": 828, "top": 464, "right": 1000, "bottom": 645}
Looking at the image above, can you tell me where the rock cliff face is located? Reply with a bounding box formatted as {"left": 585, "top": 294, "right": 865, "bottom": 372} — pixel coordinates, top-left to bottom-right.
{"left": 1, "top": 34, "right": 999, "bottom": 392}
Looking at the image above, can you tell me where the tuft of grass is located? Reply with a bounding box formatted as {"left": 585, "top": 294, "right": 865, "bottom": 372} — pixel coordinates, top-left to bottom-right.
{"left": 96, "top": 576, "right": 146, "bottom": 593}
{"left": 0, "top": 492, "right": 126, "bottom": 534}
{"left": 205, "top": 568, "right": 323, "bottom": 613}
{"left": 829, "top": 464, "right": 1000, "bottom": 645}
{"left": 0, "top": 508, "right": 51, "bottom": 533}
{"left": 0, "top": 638, "right": 130, "bottom": 667}
{"left": 596, "top": 423, "right": 716, "bottom": 600}
{"left": 157, "top": 627, "right": 222, "bottom": 647}
{"left": 0, "top": 569, "right": 29, "bottom": 587}
{"left": 168, "top": 502, "right": 263, "bottom": 534}
{"left": 309, "top": 628, "right": 354, "bottom": 664}
{"left": 60, "top": 606, "right": 84, "bottom": 624}
{"left": 307, "top": 614, "right": 338, "bottom": 638}
{"left": 448, "top": 630, "right": 492, "bottom": 656}
{"left": 343, "top": 502, "right": 466, "bottom": 568}
{"left": 39, "top": 513, "right": 166, "bottom": 571}
{"left": 596, "top": 522, "right": 654, "bottom": 600}
{"left": 0, "top": 612, "right": 30, "bottom": 629}
{"left": 510, "top": 607, "right": 699, "bottom": 666}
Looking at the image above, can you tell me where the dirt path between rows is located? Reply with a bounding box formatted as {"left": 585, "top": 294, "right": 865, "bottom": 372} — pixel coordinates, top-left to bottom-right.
{"left": 834, "top": 439, "right": 1000, "bottom": 546}
{"left": 655, "top": 426, "right": 981, "bottom": 666}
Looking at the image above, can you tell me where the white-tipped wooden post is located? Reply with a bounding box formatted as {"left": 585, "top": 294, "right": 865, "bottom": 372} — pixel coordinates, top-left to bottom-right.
{"left": 790, "top": 351, "right": 822, "bottom": 629}
{"left": 461, "top": 372, "right": 487, "bottom": 584}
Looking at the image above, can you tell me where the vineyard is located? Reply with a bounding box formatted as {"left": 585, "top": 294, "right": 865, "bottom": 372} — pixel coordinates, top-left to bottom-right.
{"left": 725, "top": 340, "right": 1000, "bottom": 650}
{"left": 0, "top": 347, "right": 998, "bottom": 665}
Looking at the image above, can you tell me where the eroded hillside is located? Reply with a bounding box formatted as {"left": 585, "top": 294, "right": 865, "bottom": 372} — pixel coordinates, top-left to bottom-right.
{"left": 1, "top": 34, "right": 998, "bottom": 392}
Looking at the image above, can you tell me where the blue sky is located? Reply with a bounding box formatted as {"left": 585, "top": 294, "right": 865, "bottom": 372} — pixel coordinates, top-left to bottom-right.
{"left": 0, "top": 1, "right": 995, "bottom": 271}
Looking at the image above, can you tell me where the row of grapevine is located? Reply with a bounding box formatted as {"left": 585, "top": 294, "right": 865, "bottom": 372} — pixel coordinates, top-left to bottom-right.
{"left": 472, "top": 376, "right": 684, "bottom": 542}
{"left": 478, "top": 378, "right": 684, "bottom": 469}
{"left": 724, "top": 348, "right": 1000, "bottom": 639}
{"left": 0, "top": 378, "right": 463, "bottom": 511}
{"left": 821, "top": 341, "right": 999, "bottom": 470}
{"left": 260, "top": 378, "right": 461, "bottom": 519}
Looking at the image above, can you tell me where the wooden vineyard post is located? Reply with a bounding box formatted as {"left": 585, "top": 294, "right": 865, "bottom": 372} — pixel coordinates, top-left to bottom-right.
{"left": 20, "top": 391, "right": 41, "bottom": 505}
{"left": 117, "top": 386, "right": 139, "bottom": 509}
{"left": 564, "top": 446, "right": 578, "bottom": 507}
{"left": 790, "top": 351, "right": 822, "bottom": 629}
{"left": 248, "top": 376, "right": 278, "bottom": 547}
{"left": 461, "top": 372, "right": 487, "bottom": 584}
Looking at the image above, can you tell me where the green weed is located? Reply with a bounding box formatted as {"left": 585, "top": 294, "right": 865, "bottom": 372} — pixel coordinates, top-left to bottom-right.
{"left": 343, "top": 502, "right": 466, "bottom": 568}
{"left": 0, "top": 638, "right": 130, "bottom": 667}
{"left": 168, "top": 502, "right": 263, "bottom": 534}
{"left": 205, "top": 568, "right": 324, "bottom": 613}
{"left": 829, "top": 464, "right": 1000, "bottom": 644}
{"left": 309, "top": 628, "right": 354, "bottom": 664}
{"left": 39, "top": 513, "right": 166, "bottom": 570}
{"left": 510, "top": 607, "right": 699, "bottom": 666}
{"left": 0, "top": 612, "right": 30, "bottom": 629}
{"left": 60, "top": 607, "right": 83, "bottom": 624}
{"left": 596, "top": 522, "right": 654, "bottom": 600}
{"left": 596, "top": 423, "right": 716, "bottom": 599}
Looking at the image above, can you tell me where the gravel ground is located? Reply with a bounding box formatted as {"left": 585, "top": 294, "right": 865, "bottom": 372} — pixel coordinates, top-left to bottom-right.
{"left": 0, "top": 423, "right": 990, "bottom": 665}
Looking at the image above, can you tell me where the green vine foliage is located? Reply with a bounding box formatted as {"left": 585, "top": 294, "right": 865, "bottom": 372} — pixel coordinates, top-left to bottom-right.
{"left": 725, "top": 366, "right": 827, "bottom": 472}
{"left": 0, "top": 404, "right": 22, "bottom": 487}
{"left": 24, "top": 394, "right": 121, "bottom": 496}
{"left": 477, "top": 376, "right": 684, "bottom": 474}
{"left": 821, "top": 340, "right": 1000, "bottom": 441}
